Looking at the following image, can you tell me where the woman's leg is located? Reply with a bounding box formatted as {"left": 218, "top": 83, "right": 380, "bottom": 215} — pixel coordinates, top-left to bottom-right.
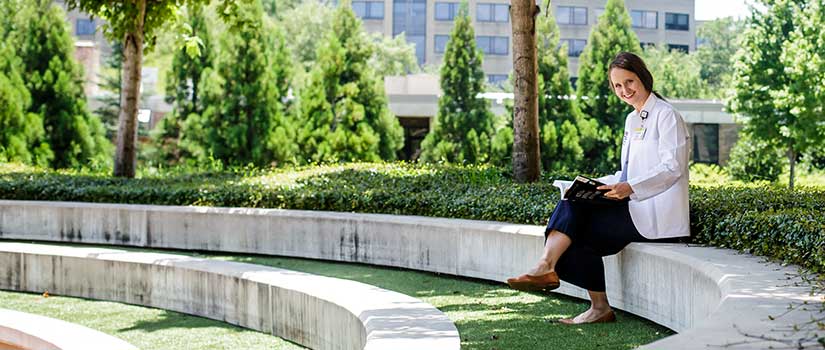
{"left": 528, "top": 230, "right": 572, "bottom": 275}
{"left": 570, "top": 290, "right": 614, "bottom": 323}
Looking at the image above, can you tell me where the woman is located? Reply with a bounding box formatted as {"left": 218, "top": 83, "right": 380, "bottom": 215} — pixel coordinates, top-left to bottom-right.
{"left": 506, "top": 51, "right": 690, "bottom": 324}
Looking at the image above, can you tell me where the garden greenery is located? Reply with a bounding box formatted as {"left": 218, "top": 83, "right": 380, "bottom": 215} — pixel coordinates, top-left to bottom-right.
{"left": 0, "top": 162, "right": 822, "bottom": 273}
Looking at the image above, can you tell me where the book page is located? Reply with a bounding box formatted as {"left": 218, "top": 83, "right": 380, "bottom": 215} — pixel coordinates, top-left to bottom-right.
{"left": 552, "top": 180, "right": 573, "bottom": 198}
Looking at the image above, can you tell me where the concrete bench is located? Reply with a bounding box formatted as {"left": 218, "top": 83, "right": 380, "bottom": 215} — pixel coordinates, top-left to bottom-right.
{"left": 0, "top": 200, "right": 821, "bottom": 349}
{"left": 0, "top": 308, "right": 137, "bottom": 350}
{"left": 0, "top": 242, "right": 458, "bottom": 350}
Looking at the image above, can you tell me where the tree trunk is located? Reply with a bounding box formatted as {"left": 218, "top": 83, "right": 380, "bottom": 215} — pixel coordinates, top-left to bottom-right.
{"left": 113, "top": 0, "right": 146, "bottom": 178}
{"left": 788, "top": 143, "right": 796, "bottom": 190}
{"left": 510, "top": 0, "right": 541, "bottom": 183}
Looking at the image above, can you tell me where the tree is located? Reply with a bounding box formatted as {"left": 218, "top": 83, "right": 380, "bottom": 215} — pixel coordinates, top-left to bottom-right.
{"left": 367, "top": 32, "right": 420, "bottom": 77}
{"left": 199, "top": 0, "right": 296, "bottom": 166}
{"left": 509, "top": 0, "right": 541, "bottom": 181}
{"left": 777, "top": 0, "right": 825, "bottom": 188}
{"left": 149, "top": 5, "right": 215, "bottom": 165}
{"left": 0, "top": 40, "right": 53, "bottom": 166}
{"left": 420, "top": 2, "right": 494, "bottom": 164}
{"left": 65, "top": 0, "right": 244, "bottom": 177}
{"left": 575, "top": 0, "right": 641, "bottom": 172}
{"left": 14, "top": 0, "right": 111, "bottom": 169}
{"left": 696, "top": 17, "right": 744, "bottom": 98}
{"left": 535, "top": 0, "right": 598, "bottom": 172}
{"left": 642, "top": 45, "right": 708, "bottom": 99}
{"left": 295, "top": 1, "right": 403, "bottom": 163}
{"left": 729, "top": 0, "right": 818, "bottom": 189}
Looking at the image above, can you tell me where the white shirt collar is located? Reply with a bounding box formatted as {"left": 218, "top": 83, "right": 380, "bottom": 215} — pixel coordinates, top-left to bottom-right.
{"left": 633, "top": 92, "right": 658, "bottom": 120}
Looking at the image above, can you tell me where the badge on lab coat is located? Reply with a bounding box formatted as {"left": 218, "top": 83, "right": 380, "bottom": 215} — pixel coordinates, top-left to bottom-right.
{"left": 632, "top": 127, "right": 647, "bottom": 140}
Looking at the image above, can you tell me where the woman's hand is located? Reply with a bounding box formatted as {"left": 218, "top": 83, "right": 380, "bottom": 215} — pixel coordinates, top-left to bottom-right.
{"left": 597, "top": 182, "right": 634, "bottom": 200}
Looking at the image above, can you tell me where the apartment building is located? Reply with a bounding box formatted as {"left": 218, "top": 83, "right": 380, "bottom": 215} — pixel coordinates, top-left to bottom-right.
{"left": 354, "top": 0, "right": 695, "bottom": 85}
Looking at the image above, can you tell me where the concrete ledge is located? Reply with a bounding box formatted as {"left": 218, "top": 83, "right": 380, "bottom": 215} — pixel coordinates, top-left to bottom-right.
{"left": 0, "top": 200, "right": 821, "bottom": 349}
{"left": 0, "top": 242, "right": 459, "bottom": 350}
{"left": 0, "top": 308, "right": 137, "bottom": 350}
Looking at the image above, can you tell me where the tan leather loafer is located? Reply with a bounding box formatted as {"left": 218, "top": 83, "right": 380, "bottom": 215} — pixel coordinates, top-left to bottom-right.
{"left": 506, "top": 271, "right": 560, "bottom": 292}
{"left": 559, "top": 310, "right": 616, "bottom": 325}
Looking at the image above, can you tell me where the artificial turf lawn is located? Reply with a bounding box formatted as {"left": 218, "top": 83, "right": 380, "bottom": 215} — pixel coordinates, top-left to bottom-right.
{"left": 0, "top": 244, "right": 673, "bottom": 350}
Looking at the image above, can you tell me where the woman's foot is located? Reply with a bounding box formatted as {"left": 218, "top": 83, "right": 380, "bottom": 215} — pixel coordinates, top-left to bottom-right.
{"left": 506, "top": 270, "right": 560, "bottom": 292}
{"left": 559, "top": 308, "right": 616, "bottom": 324}
{"left": 527, "top": 260, "right": 552, "bottom": 276}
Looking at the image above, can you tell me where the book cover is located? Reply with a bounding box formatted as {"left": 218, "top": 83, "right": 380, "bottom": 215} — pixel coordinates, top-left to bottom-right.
{"left": 555, "top": 176, "right": 629, "bottom": 205}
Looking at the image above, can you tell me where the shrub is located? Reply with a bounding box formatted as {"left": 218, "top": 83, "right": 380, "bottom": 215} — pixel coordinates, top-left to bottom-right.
{"left": 0, "top": 163, "right": 823, "bottom": 273}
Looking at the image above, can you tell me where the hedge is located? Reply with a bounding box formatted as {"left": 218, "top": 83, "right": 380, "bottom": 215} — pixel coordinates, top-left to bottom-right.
{"left": 0, "top": 162, "right": 823, "bottom": 273}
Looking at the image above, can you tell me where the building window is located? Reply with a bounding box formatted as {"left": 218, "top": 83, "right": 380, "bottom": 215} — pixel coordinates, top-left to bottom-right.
{"left": 76, "top": 18, "right": 95, "bottom": 36}
{"left": 394, "top": 0, "right": 428, "bottom": 64}
{"left": 668, "top": 44, "right": 689, "bottom": 53}
{"left": 640, "top": 42, "right": 656, "bottom": 49}
{"left": 665, "top": 12, "right": 689, "bottom": 31}
{"left": 434, "top": 2, "right": 459, "bottom": 21}
{"left": 488, "top": 74, "right": 509, "bottom": 85}
{"left": 561, "top": 39, "right": 586, "bottom": 57}
{"left": 594, "top": 8, "right": 604, "bottom": 22}
{"left": 435, "top": 35, "right": 450, "bottom": 53}
{"left": 477, "top": 3, "right": 508, "bottom": 22}
{"left": 692, "top": 124, "right": 719, "bottom": 164}
{"left": 476, "top": 36, "right": 509, "bottom": 55}
{"left": 557, "top": 6, "right": 587, "bottom": 25}
{"left": 569, "top": 77, "right": 578, "bottom": 89}
{"left": 353, "top": 1, "right": 384, "bottom": 19}
{"left": 631, "top": 10, "right": 657, "bottom": 29}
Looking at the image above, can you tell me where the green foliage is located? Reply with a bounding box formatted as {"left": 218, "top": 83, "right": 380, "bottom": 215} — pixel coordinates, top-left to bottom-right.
{"left": 367, "top": 32, "right": 420, "bottom": 77}
{"left": 198, "top": 0, "right": 296, "bottom": 167}
{"left": 531, "top": 0, "right": 600, "bottom": 172}
{"left": 280, "top": 1, "right": 335, "bottom": 81}
{"left": 690, "top": 184, "right": 825, "bottom": 273}
{"left": 12, "top": 0, "right": 111, "bottom": 169}
{"left": 295, "top": 1, "right": 403, "bottom": 163}
{"left": 641, "top": 45, "right": 708, "bottom": 99}
{"left": 729, "top": 0, "right": 823, "bottom": 188}
{"left": 2, "top": 162, "right": 823, "bottom": 273}
{"left": 575, "top": 0, "right": 640, "bottom": 172}
{"left": 149, "top": 5, "right": 215, "bottom": 165}
{"left": 727, "top": 130, "right": 785, "bottom": 182}
{"left": 0, "top": 42, "right": 53, "bottom": 167}
{"left": 696, "top": 17, "right": 744, "bottom": 98}
{"left": 420, "top": 2, "right": 494, "bottom": 164}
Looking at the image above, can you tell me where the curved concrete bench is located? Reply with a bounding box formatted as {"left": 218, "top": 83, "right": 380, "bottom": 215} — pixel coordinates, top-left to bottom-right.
{"left": 0, "top": 200, "right": 821, "bottom": 349}
{"left": 0, "top": 242, "right": 459, "bottom": 350}
{"left": 0, "top": 308, "right": 137, "bottom": 350}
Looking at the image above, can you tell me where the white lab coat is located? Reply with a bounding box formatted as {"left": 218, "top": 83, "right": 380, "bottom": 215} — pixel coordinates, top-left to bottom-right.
{"left": 598, "top": 93, "right": 691, "bottom": 239}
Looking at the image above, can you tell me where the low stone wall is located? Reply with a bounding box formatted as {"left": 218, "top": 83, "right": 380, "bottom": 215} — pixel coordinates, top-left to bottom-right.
{"left": 0, "top": 242, "right": 458, "bottom": 350}
{"left": 0, "top": 200, "right": 821, "bottom": 349}
{"left": 0, "top": 308, "right": 137, "bottom": 350}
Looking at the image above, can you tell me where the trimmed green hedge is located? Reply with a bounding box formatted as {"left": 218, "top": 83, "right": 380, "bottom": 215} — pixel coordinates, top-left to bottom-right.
{"left": 0, "top": 162, "right": 823, "bottom": 273}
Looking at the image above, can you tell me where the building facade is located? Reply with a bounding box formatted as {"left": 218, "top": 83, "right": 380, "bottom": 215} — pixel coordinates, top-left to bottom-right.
{"left": 355, "top": 0, "right": 695, "bottom": 84}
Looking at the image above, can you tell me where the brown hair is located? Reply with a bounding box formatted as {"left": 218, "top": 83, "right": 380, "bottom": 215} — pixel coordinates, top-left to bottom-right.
{"left": 608, "top": 52, "right": 665, "bottom": 101}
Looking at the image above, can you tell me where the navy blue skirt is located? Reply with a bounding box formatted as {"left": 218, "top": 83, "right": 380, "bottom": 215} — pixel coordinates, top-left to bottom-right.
{"left": 544, "top": 199, "right": 659, "bottom": 292}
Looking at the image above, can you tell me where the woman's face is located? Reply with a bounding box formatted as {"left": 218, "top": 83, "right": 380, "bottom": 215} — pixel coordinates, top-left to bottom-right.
{"left": 609, "top": 68, "right": 648, "bottom": 107}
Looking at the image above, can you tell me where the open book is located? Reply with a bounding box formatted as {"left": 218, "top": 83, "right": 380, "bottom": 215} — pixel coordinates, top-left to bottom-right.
{"left": 552, "top": 176, "right": 629, "bottom": 205}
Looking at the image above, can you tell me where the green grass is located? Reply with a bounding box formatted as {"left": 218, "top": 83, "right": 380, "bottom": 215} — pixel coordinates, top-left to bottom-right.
{"left": 0, "top": 290, "right": 302, "bottom": 350}
{"left": 206, "top": 252, "right": 672, "bottom": 350}
{"left": 0, "top": 244, "right": 672, "bottom": 350}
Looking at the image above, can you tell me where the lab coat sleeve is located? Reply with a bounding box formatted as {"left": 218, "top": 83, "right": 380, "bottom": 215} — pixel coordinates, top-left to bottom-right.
{"left": 596, "top": 172, "right": 621, "bottom": 185}
{"left": 627, "top": 110, "right": 687, "bottom": 201}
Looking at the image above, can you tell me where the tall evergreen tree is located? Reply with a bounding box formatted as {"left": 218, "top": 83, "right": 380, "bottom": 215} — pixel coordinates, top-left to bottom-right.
{"left": 420, "top": 1, "right": 494, "bottom": 164}
{"left": 696, "top": 17, "right": 744, "bottom": 98}
{"left": 295, "top": 0, "right": 403, "bottom": 163}
{"left": 149, "top": 5, "right": 215, "bottom": 165}
{"left": 13, "top": 0, "right": 111, "bottom": 169}
{"left": 200, "top": 0, "right": 296, "bottom": 166}
{"left": 535, "top": 0, "right": 598, "bottom": 171}
{"left": 575, "top": 0, "right": 640, "bottom": 171}
{"left": 0, "top": 41, "right": 53, "bottom": 166}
